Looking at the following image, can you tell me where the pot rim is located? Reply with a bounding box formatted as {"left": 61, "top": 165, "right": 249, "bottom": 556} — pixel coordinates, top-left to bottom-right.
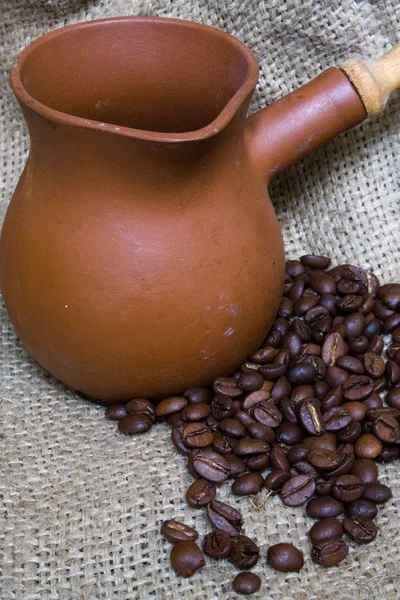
{"left": 10, "top": 16, "right": 259, "bottom": 143}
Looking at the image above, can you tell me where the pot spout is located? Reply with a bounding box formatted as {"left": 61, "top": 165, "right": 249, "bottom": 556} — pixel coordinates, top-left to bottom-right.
{"left": 245, "top": 67, "right": 366, "bottom": 181}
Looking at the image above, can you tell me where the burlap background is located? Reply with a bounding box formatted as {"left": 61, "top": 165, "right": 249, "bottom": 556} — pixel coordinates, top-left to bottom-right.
{"left": 1, "top": 1, "right": 399, "bottom": 598}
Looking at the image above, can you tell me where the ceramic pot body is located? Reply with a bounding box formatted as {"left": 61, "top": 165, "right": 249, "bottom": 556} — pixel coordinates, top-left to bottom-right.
{"left": 0, "top": 18, "right": 365, "bottom": 402}
{"left": 0, "top": 18, "right": 285, "bottom": 401}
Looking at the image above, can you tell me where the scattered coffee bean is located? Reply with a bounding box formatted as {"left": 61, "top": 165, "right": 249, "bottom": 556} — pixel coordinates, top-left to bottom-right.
{"left": 118, "top": 413, "right": 152, "bottom": 434}
{"left": 161, "top": 520, "right": 198, "bottom": 543}
{"left": 170, "top": 541, "right": 205, "bottom": 577}
{"left": 186, "top": 479, "right": 216, "bottom": 508}
{"left": 232, "top": 572, "right": 262, "bottom": 595}
{"left": 267, "top": 543, "right": 304, "bottom": 572}
{"left": 230, "top": 535, "right": 260, "bottom": 569}
{"left": 312, "top": 539, "right": 348, "bottom": 566}
{"left": 281, "top": 474, "right": 315, "bottom": 506}
{"left": 105, "top": 403, "right": 128, "bottom": 420}
{"left": 232, "top": 472, "right": 264, "bottom": 496}
{"left": 308, "top": 517, "right": 343, "bottom": 546}
{"left": 342, "top": 516, "right": 378, "bottom": 544}
{"left": 346, "top": 499, "right": 378, "bottom": 519}
{"left": 206, "top": 500, "right": 243, "bottom": 537}
{"left": 362, "top": 482, "right": 392, "bottom": 503}
{"left": 202, "top": 529, "right": 232, "bottom": 559}
{"left": 306, "top": 496, "right": 344, "bottom": 518}
{"left": 332, "top": 474, "right": 364, "bottom": 502}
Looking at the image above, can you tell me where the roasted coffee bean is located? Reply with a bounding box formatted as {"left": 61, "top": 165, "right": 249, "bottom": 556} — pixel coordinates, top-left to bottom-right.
{"left": 291, "top": 384, "right": 315, "bottom": 403}
{"left": 237, "top": 371, "right": 264, "bottom": 392}
{"left": 300, "top": 255, "right": 331, "bottom": 269}
{"left": 271, "top": 376, "right": 292, "bottom": 402}
{"left": 182, "top": 422, "right": 213, "bottom": 448}
{"left": 286, "top": 259, "right": 307, "bottom": 278}
{"left": 230, "top": 535, "right": 260, "bottom": 570}
{"left": 294, "top": 295, "right": 319, "bottom": 316}
{"left": 206, "top": 414, "right": 220, "bottom": 432}
{"left": 348, "top": 335, "right": 369, "bottom": 354}
{"left": 247, "top": 422, "right": 275, "bottom": 443}
{"left": 289, "top": 280, "right": 305, "bottom": 303}
{"left": 242, "top": 390, "right": 271, "bottom": 413}
{"left": 323, "top": 407, "right": 352, "bottom": 431}
{"left": 363, "top": 317, "right": 383, "bottom": 340}
{"left": 310, "top": 272, "right": 337, "bottom": 295}
{"left": 386, "top": 387, "right": 400, "bottom": 410}
{"left": 232, "top": 473, "right": 264, "bottom": 496}
{"left": 355, "top": 433, "right": 383, "bottom": 459}
{"left": 373, "top": 300, "right": 394, "bottom": 320}
{"left": 362, "top": 482, "right": 392, "bottom": 503}
{"left": 363, "top": 392, "right": 384, "bottom": 409}
{"left": 192, "top": 450, "right": 230, "bottom": 482}
{"left": 298, "top": 398, "right": 326, "bottom": 436}
{"left": 315, "top": 478, "right": 335, "bottom": 496}
{"left": 321, "top": 387, "right": 343, "bottom": 411}
{"left": 213, "top": 377, "right": 242, "bottom": 398}
{"left": 270, "top": 447, "right": 290, "bottom": 471}
{"left": 337, "top": 420, "right": 362, "bottom": 443}
{"left": 312, "top": 539, "right": 348, "bottom": 566}
{"left": 368, "top": 334, "right": 385, "bottom": 355}
{"left": 183, "top": 387, "right": 212, "bottom": 404}
{"left": 308, "top": 517, "right": 343, "bottom": 546}
{"left": 186, "top": 478, "right": 216, "bottom": 508}
{"left": 289, "top": 460, "right": 318, "bottom": 480}
{"left": 245, "top": 453, "right": 270, "bottom": 472}
{"left": 336, "top": 294, "right": 363, "bottom": 313}
{"left": 343, "top": 312, "right": 366, "bottom": 337}
{"left": 363, "top": 352, "right": 386, "bottom": 379}
{"left": 280, "top": 397, "right": 298, "bottom": 423}
{"left": 306, "top": 496, "right": 344, "bottom": 518}
{"left": 336, "top": 355, "right": 364, "bottom": 375}
{"left": 287, "top": 444, "right": 310, "bottom": 464}
{"left": 308, "top": 449, "right": 342, "bottom": 471}
{"left": 170, "top": 541, "right": 205, "bottom": 577}
{"left": 202, "top": 529, "right": 232, "bottom": 559}
{"left": 233, "top": 439, "right": 269, "bottom": 457}
{"left": 259, "top": 362, "right": 287, "bottom": 380}
{"left": 386, "top": 360, "right": 400, "bottom": 388}
{"left": 378, "top": 283, "right": 400, "bottom": 310}
{"left": 274, "top": 421, "right": 303, "bottom": 446}
{"left": 346, "top": 499, "right": 378, "bottom": 519}
{"left": 251, "top": 346, "right": 277, "bottom": 365}
{"left": 278, "top": 297, "right": 294, "bottom": 318}
{"left": 161, "top": 520, "right": 198, "bottom": 543}
{"left": 218, "top": 418, "right": 247, "bottom": 439}
{"left": 342, "top": 516, "right": 378, "bottom": 544}
{"left": 118, "top": 413, "right": 152, "bottom": 434}
{"left": 212, "top": 431, "right": 235, "bottom": 454}
{"left": 324, "top": 366, "right": 350, "bottom": 387}
{"left": 372, "top": 415, "right": 400, "bottom": 443}
{"left": 155, "top": 396, "right": 188, "bottom": 418}
{"left": 181, "top": 402, "right": 211, "bottom": 422}
{"left": 393, "top": 326, "right": 400, "bottom": 343}
{"left": 332, "top": 474, "right": 364, "bottom": 502}
{"left": 232, "top": 572, "right": 262, "bottom": 595}
{"left": 282, "top": 332, "right": 303, "bottom": 356}
{"left": 287, "top": 362, "right": 317, "bottom": 385}
{"left": 342, "top": 375, "right": 374, "bottom": 401}
{"left": 281, "top": 474, "right": 315, "bottom": 506}
{"left": 171, "top": 425, "right": 193, "bottom": 456}
{"left": 264, "top": 469, "right": 291, "bottom": 494}
{"left": 383, "top": 312, "right": 400, "bottom": 333}
{"left": 267, "top": 543, "right": 304, "bottom": 572}
{"left": 253, "top": 401, "right": 282, "bottom": 428}
{"left": 126, "top": 398, "right": 156, "bottom": 422}
{"left": 263, "top": 330, "right": 282, "bottom": 348}
{"left": 224, "top": 454, "right": 246, "bottom": 479}
{"left": 206, "top": 500, "right": 243, "bottom": 537}
{"left": 303, "top": 431, "right": 337, "bottom": 452}
{"left": 105, "top": 403, "right": 128, "bottom": 421}
{"left": 211, "top": 395, "right": 235, "bottom": 420}
{"left": 341, "top": 401, "right": 367, "bottom": 422}
{"left": 290, "top": 318, "right": 312, "bottom": 342}
{"left": 373, "top": 377, "right": 387, "bottom": 393}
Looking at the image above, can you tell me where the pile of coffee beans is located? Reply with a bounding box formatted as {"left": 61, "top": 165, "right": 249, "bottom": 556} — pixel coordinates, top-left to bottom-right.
{"left": 105, "top": 257, "right": 400, "bottom": 595}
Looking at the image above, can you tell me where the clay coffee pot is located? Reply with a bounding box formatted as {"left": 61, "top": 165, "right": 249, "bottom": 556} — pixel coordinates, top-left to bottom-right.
{"left": 0, "top": 17, "right": 399, "bottom": 402}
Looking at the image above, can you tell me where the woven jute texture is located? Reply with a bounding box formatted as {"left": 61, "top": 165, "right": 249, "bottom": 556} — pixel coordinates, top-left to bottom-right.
{"left": 1, "top": 1, "right": 399, "bottom": 599}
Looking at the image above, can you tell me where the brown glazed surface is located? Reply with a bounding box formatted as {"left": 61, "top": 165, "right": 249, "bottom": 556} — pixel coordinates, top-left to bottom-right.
{"left": 0, "top": 17, "right": 366, "bottom": 402}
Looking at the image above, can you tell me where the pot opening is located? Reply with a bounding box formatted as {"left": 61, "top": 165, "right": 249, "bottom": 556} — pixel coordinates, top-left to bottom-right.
{"left": 16, "top": 18, "right": 257, "bottom": 136}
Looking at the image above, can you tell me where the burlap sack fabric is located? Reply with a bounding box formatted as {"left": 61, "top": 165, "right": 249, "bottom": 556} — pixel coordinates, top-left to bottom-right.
{"left": 1, "top": 0, "right": 399, "bottom": 598}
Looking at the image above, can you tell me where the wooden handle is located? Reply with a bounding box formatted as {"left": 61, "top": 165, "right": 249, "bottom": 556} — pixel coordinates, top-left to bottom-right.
{"left": 341, "top": 43, "right": 400, "bottom": 117}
